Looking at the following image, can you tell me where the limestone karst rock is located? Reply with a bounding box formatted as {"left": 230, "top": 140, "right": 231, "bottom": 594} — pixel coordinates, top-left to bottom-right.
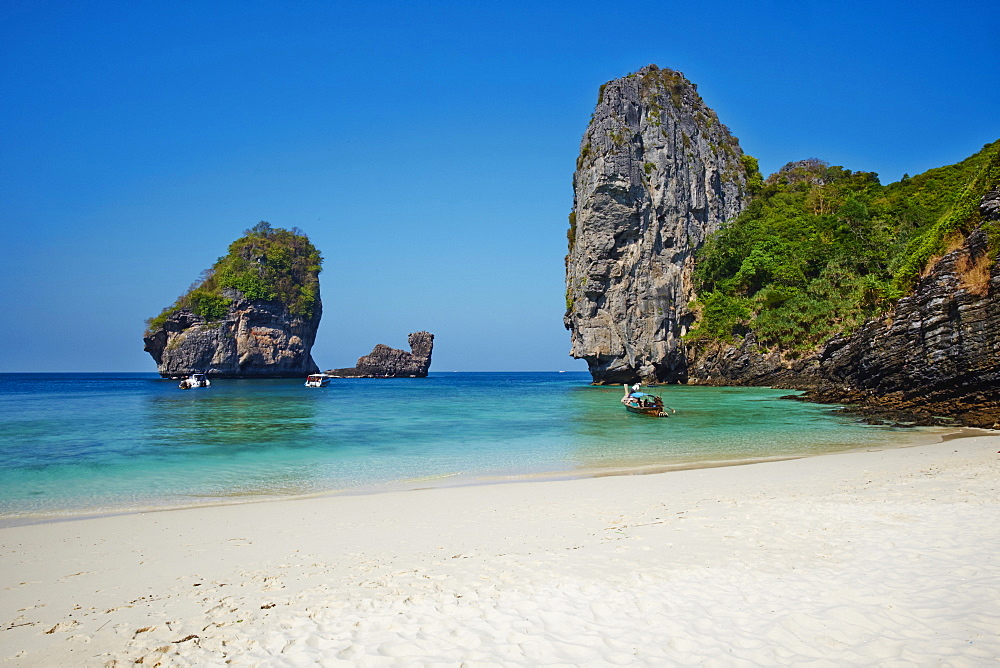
{"left": 565, "top": 67, "right": 999, "bottom": 425}
{"left": 564, "top": 65, "right": 751, "bottom": 384}
{"left": 143, "top": 294, "right": 321, "bottom": 378}
{"left": 326, "top": 332, "right": 434, "bottom": 378}
{"left": 143, "top": 223, "right": 322, "bottom": 378}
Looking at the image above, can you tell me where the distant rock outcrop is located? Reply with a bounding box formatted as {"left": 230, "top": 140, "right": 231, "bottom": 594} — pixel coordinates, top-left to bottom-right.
{"left": 564, "top": 65, "right": 751, "bottom": 384}
{"left": 327, "top": 332, "right": 434, "bottom": 378}
{"left": 143, "top": 223, "right": 323, "bottom": 378}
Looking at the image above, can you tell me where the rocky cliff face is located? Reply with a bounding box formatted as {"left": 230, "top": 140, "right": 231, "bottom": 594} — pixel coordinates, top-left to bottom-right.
{"left": 564, "top": 65, "right": 750, "bottom": 384}
{"left": 685, "top": 333, "right": 823, "bottom": 389}
{"left": 808, "top": 189, "right": 1000, "bottom": 427}
{"left": 144, "top": 223, "right": 323, "bottom": 378}
{"left": 327, "top": 332, "right": 434, "bottom": 378}
{"left": 688, "top": 188, "right": 1000, "bottom": 427}
{"left": 143, "top": 290, "right": 321, "bottom": 378}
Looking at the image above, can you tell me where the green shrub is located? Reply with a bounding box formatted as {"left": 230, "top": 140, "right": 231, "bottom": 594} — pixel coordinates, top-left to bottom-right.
{"left": 740, "top": 154, "right": 763, "bottom": 194}
{"left": 146, "top": 222, "right": 323, "bottom": 332}
{"left": 890, "top": 144, "right": 1000, "bottom": 290}
{"left": 188, "top": 289, "right": 231, "bottom": 320}
{"left": 597, "top": 83, "right": 608, "bottom": 105}
{"left": 688, "top": 140, "right": 1000, "bottom": 350}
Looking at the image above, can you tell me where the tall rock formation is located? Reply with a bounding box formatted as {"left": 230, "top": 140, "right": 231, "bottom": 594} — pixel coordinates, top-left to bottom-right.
{"left": 564, "top": 65, "right": 751, "bottom": 384}
{"left": 327, "top": 332, "right": 434, "bottom": 378}
{"left": 143, "top": 223, "right": 323, "bottom": 378}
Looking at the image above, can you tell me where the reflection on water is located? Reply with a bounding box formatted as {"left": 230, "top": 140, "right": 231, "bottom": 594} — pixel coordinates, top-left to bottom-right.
{"left": 145, "top": 380, "right": 319, "bottom": 453}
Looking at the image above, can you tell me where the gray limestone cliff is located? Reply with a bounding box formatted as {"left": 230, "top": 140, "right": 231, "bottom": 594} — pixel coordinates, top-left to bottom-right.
{"left": 564, "top": 65, "right": 751, "bottom": 384}
{"left": 143, "top": 292, "right": 321, "bottom": 378}
{"left": 326, "top": 332, "right": 434, "bottom": 378}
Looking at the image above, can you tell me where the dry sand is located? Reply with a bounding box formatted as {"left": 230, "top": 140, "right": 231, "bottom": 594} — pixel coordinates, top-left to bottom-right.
{"left": 2, "top": 434, "right": 999, "bottom": 666}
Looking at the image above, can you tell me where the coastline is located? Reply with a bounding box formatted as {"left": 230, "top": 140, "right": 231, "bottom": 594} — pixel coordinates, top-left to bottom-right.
{"left": 2, "top": 434, "right": 998, "bottom": 665}
{"left": 0, "top": 424, "right": 975, "bottom": 529}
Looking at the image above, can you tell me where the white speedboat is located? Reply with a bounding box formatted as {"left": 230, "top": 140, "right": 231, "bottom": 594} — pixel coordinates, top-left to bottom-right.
{"left": 179, "top": 373, "right": 210, "bottom": 390}
{"left": 305, "top": 373, "right": 332, "bottom": 388}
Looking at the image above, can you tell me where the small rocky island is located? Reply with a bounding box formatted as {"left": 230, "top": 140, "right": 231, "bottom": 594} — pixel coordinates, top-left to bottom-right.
{"left": 143, "top": 222, "right": 323, "bottom": 378}
{"left": 326, "top": 332, "right": 434, "bottom": 378}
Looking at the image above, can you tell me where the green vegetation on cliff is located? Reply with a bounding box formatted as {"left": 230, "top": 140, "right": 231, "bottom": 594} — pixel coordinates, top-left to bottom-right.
{"left": 689, "top": 140, "right": 1000, "bottom": 350}
{"left": 146, "top": 222, "right": 322, "bottom": 332}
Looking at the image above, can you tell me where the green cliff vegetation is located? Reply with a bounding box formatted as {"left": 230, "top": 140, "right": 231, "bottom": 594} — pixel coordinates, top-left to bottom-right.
{"left": 146, "top": 222, "right": 322, "bottom": 332}
{"left": 689, "top": 140, "right": 1000, "bottom": 350}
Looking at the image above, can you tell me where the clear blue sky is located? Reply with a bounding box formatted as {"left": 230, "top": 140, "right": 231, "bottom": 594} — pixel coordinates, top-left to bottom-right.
{"left": 2, "top": 0, "right": 997, "bottom": 372}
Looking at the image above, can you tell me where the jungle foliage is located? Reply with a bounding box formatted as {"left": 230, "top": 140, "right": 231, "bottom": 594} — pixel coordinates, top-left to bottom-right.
{"left": 689, "top": 140, "right": 1000, "bottom": 350}
{"left": 146, "top": 222, "right": 322, "bottom": 332}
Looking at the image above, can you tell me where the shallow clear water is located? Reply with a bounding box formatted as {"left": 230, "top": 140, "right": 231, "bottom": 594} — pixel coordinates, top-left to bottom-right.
{"left": 0, "top": 372, "right": 939, "bottom": 522}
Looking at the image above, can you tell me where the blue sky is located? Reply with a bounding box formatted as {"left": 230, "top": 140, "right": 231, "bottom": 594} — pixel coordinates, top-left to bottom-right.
{"left": 2, "top": 0, "right": 997, "bottom": 372}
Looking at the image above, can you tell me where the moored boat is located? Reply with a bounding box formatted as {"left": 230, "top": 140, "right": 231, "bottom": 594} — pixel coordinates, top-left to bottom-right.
{"left": 621, "top": 384, "right": 673, "bottom": 417}
{"left": 305, "top": 373, "right": 332, "bottom": 388}
{"left": 179, "top": 373, "right": 210, "bottom": 390}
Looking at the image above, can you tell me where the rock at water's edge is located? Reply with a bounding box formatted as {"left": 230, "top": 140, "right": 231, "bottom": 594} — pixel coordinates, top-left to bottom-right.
{"left": 326, "top": 332, "right": 434, "bottom": 378}
{"left": 143, "top": 290, "right": 321, "bottom": 378}
{"left": 564, "top": 65, "right": 750, "bottom": 385}
{"left": 806, "top": 189, "right": 1000, "bottom": 427}
{"left": 687, "top": 188, "right": 1000, "bottom": 427}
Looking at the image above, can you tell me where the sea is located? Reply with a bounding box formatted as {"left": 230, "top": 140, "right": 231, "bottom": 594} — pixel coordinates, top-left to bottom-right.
{"left": 0, "top": 372, "right": 946, "bottom": 525}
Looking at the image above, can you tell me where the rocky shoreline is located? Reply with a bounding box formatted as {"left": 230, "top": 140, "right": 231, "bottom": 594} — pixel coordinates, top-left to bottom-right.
{"left": 687, "top": 190, "right": 1000, "bottom": 429}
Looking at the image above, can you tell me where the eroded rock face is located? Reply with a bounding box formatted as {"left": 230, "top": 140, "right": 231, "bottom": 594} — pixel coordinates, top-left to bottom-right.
{"left": 687, "top": 189, "right": 1000, "bottom": 427}
{"left": 142, "top": 291, "right": 321, "bottom": 378}
{"left": 564, "top": 65, "right": 749, "bottom": 384}
{"left": 685, "top": 333, "right": 823, "bottom": 389}
{"left": 327, "top": 332, "right": 434, "bottom": 378}
{"left": 807, "top": 192, "right": 1000, "bottom": 427}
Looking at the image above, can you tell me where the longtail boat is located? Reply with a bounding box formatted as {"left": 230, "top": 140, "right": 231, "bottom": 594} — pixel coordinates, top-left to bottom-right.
{"left": 621, "top": 384, "right": 673, "bottom": 417}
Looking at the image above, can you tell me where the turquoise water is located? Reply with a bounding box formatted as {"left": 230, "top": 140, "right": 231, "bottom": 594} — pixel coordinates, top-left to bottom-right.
{"left": 0, "top": 372, "right": 939, "bottom": 523}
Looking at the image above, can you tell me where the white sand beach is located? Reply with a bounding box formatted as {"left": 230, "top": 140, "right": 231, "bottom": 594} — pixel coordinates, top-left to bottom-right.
{"left": 2, "top": 434, "right": 999, "bottom": 666}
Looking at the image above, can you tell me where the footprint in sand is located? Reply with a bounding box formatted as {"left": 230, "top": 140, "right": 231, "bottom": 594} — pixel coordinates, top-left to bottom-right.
{"left": 44, "top": 620, "right": 80, "bottom": 634}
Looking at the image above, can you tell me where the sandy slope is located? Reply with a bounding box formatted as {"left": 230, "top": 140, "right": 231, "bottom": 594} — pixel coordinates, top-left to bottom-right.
{"left": 2, "top": 434, "right": 998, "bottom": 666}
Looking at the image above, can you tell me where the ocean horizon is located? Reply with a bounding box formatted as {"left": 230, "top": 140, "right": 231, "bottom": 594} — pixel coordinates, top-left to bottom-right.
{"left": 0, "top": 371, "right": 948, "bottom": 525}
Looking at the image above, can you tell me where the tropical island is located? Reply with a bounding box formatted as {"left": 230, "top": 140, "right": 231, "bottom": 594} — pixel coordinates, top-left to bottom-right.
{"left": 143, "top": 222, "right": 324, "bottom": 378}
{"left": 142, "top": 222, "right": 437, "bottom": 380}
{"left": 565, "top": 64, "right": 999, "bottom": 426}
